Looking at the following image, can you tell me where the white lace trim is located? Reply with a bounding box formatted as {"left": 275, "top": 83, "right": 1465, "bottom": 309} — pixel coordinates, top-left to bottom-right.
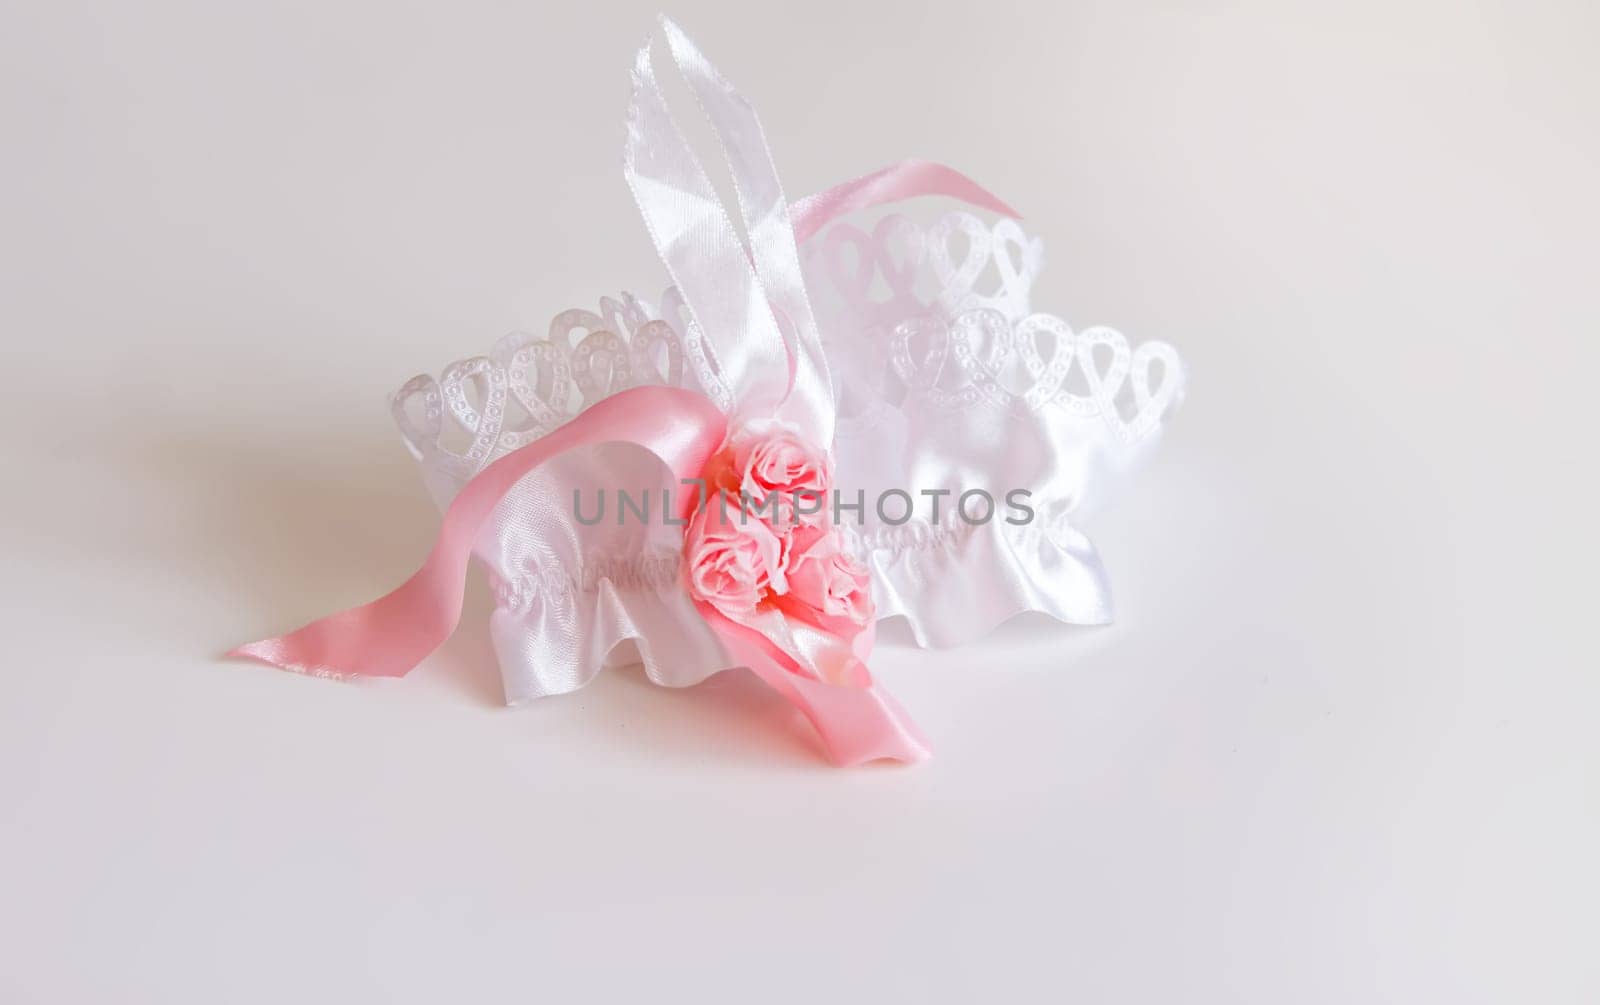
{"left": 393, "top": 211, "right": 1185, "bottom": 497}
{"left": 805, "top": 211, "right": 1186, "bottom": 446}
{"left": 388, "top": 209, "right": 1184, "bottom": 675}
{"left": 390, "top": 288, "right": 729, "bottom": 490}
{"left": 813, "top": 211, "right": 1043, "bottom": 324}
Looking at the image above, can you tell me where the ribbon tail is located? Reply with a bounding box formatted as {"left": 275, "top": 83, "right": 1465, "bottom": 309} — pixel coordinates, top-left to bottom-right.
{"left": 790, "top": 159, "right": 1022, "bottom": 244}
{"left": 230, "top": 386, "right": 729, "bottom": 679}
{"left": 700, "top": 603, "right": 930, "bottom": 766}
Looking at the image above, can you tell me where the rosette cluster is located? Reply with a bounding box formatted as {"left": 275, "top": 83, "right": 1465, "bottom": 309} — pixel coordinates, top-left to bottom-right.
{"left": 684, "top": 423, "right": 874, "bottom": 687}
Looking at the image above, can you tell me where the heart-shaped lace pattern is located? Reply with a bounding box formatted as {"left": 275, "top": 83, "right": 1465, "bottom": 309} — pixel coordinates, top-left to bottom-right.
{"left": 808, "top": 211, "right": 1184, "bottom": 445}
{"left": 392, "top": 289, "right": 728, "bottom": 482}
{"left": 891, "top": 309, "right": 1185, "bottom": 444}
{"left": 813, "top": 211, "right": 1043, "bottom": 327}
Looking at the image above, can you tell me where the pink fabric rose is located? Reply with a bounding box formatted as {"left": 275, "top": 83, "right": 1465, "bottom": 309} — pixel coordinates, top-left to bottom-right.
{"left": 783, "top": 525, "right": 873, "bottom": 625}
{"left": 684, "top": 491, "right": 788, "bottom": 616}
{"left": 727, "top": 420, "right": 832, "bottom": 526}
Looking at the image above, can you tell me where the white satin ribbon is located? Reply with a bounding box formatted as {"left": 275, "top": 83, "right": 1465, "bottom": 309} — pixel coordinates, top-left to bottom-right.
{"left": 657, "top": 17, "right": 835, "bottom": 445}
{"left": 623, "top": 16, "right": 835, "bottom": 445}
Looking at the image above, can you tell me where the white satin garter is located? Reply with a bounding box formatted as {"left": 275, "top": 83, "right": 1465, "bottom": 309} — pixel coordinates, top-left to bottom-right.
{"left": 234, "top": 16, "right": 1186, "bottom": 766}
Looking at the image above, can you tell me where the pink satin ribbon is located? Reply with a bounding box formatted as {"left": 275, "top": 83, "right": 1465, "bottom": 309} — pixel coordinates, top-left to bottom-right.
{"left": 233, "top": 160, "right": 1009, "bottom": 765}
{"left": 790, "top": 158, "right": 1021, "bottom": 244}
{"left": 699, "top": 604, "right": 929, "bottom": 766}
{"left": 231, "top": 386, "right": 727, "bottom": 678}
{"left": 230, "top": 383, "right": 928, "bottom": 764}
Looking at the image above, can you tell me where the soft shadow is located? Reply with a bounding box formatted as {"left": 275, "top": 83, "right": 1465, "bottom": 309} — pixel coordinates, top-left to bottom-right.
{"left": 101, "top": 419, "right": 504, "bottom": 705}
{"left": 533, "top": 663, "right": 833, "bottom": 771}
{"left": 94, "top": 415, "right": 1065, "bottom": 764}
{"left": 876, "top": 609, "right": 1116, "bottom": 662}
{"left": 92, "top": 419, "right": 842, "bottom": 759}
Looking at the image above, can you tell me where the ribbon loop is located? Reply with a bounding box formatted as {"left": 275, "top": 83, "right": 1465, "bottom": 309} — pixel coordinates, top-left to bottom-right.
{"left": 657, "top": 16, "right": 835, "bottom": 444}
{"left": 623, "top": 38, "right": 792, "bottom": 429}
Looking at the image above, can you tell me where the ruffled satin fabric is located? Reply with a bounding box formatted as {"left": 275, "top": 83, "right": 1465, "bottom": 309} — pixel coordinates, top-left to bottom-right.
{"left": 336, "top": 18, "right": 1184, "bottom": 728}
{"left": 380, "top": 17, "right": 1190, "bottom": 707}
{"left": 808, "top": 211, "right": 1184, "bottom": 646}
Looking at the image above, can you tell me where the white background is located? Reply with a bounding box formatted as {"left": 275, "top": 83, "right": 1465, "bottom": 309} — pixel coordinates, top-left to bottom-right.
{"left": 2, "top": 1, "right": 1595, "bottom": 1001}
